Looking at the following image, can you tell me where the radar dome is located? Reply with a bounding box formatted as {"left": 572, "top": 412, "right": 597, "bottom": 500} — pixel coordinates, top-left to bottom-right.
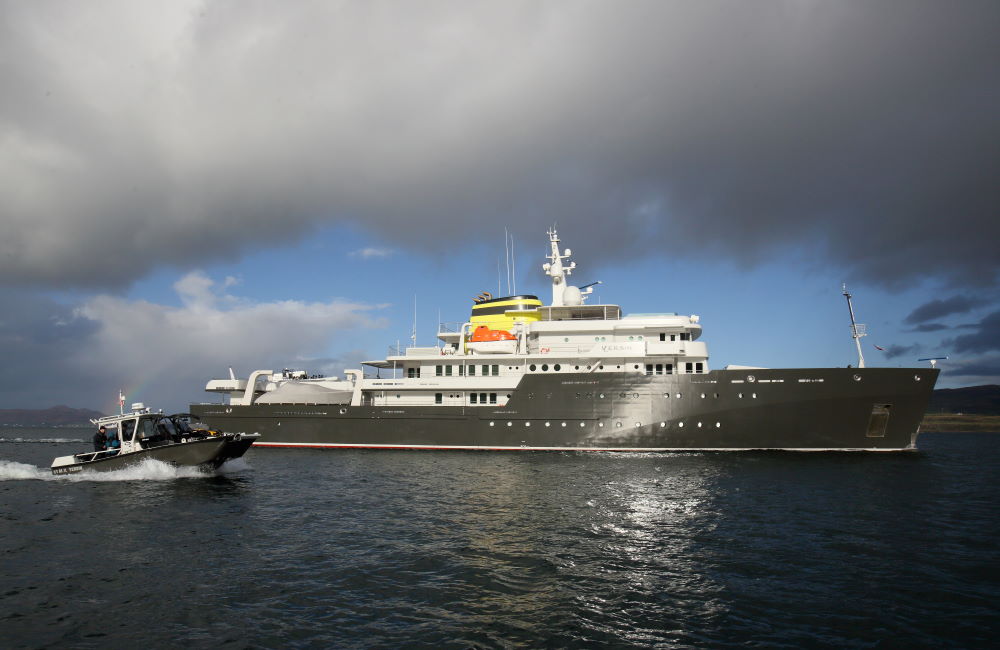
{"left": 563, "top": 286, "right": 583, "bottom": 306}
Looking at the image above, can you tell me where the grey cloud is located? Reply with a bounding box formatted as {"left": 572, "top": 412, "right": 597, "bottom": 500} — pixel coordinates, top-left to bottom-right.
{"left": 942, "top": 356, "right": 1000, "bottom": 380}
{"left": 882, "top": 343, "right": 920, "bottom": 360}
{"left": 1, "top": 1, "right": 998, "bottom": 291}
{"left": 908, "top": 323, "right": 948, "bottom": 333}
{"left": 905, "top": 296, "right": 988, "bottom": 325}
{"left": 948, "top": 310, "right": 1000, "bottom": 354}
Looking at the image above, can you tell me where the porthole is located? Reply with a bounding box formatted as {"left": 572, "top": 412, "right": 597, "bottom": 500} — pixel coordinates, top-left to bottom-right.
{"left": 339, "top": 408, "right": 347, "bottom": 414}
{"left": 507, "top": 422, "right": 512, "bottom": 427}
{"left": 561, "top": 422, "right": 567, "bottom": 427}
{"left": 575, "top": 366, "right": 580, "bottom": 370}
{"left": 854, "top": 374, "right": 862, "bottom": 382}
{"left": 599, "top": 393, "right": 605, "bottom": 399}
{"left": 579, "top": 422, "right": 585, "bottom": 427}
{"left": 616, "top": 422, "right": 622, "bottom": 428}
{"left": 525, "top": 422, "right": 531, "bottom": 427}
{"left": 598, "top": 422, "right": 604, "bottom": 427}
{"left": 542, "top": 364, "right": 549, "bottom": 371}
{"left": 564, "top": 338, "right": 569, "bottom": 342}
{"left": 634, "top": 423, "right": 641, "bottom": 428}
{"left": 545, "top": 422, "right": 551, "bottom": 427}
{"left": 676, "top": 393, "right": 682, "bottom": 399}
{"left": 659, "top": 422, "right": 666, "bottom": 427}
{"left": 697, "top": 422, "right": 703, "bottom": 428}
{"left": 738, "top": 393, "right": 743, "bottom": 399}
{"left": 489, "top": 422, "right": 495, "bottom": 427}
{"left": 554, "top": 364, "right": 561, "bottom": 371}
{"left": 747, "top": 375, "right": 756, "bottom": 382}
{"left": 599, "top": 365, "right": 604, "bottom": 370}
{"left": 752, "top": 393, "right": 757, "bottom": 399}
{"left": 628, "top": 336, "right": 634, "bottom": 341}
{"left": 634, "top": 364, "right": 640, "bottom": 370}
{"left": 678, "top": 422, "right": 685, "bottom": 428}
{"left": 700, "top": 393, "right": 706, "bottom": 399}
{"left": 663, "top": 393, "right": 670, "bottom": 398}
{"left": 914, "top": 375, "right": 922, "bottom": 381}
{"left": 715, "top": 422, "right": 721, "bottom": 428}
{"left": 714, "top": 393, "right": 719, "bottom": 398}
{"left": 530, "top": 364, "right": 537, "bottom": 371}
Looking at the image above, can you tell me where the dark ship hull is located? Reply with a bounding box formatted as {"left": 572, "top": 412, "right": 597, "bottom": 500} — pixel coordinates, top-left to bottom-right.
{"left": 190, "top": 367, "right": 938, "bottom": 451}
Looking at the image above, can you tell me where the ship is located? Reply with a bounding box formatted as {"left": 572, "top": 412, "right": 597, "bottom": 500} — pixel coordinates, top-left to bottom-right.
{"left": 190, "top": 228, "right": 939, "bottom": 451}
{"left": 52, "top": 404, "right": 258, "bottom": 475}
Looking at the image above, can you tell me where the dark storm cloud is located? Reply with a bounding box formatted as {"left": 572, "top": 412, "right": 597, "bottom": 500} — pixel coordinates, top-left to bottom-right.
{"left": 948, "top": 310, "right": 1000, "bottom": 354}
{"left": 905, "top": 296, "right": 989, "bottom": 325}
{"left": 1, "top": 1, "right": 998, "bottom": 290}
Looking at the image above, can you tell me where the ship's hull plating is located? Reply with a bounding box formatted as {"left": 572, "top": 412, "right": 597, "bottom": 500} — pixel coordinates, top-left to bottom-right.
{"left": 190, "top": 368, "right": 939, "bottom": 451}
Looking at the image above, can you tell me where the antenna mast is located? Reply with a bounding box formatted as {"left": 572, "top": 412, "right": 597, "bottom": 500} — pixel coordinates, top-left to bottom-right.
{"left": 842, "top": 284, "right": 866, "bottom": 368}
{"left": 411, "top": 295, "right": 417, "bottom": 349}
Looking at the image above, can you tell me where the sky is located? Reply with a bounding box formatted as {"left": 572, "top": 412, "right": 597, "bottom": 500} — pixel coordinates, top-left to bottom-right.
{"left": 1, "top": 0, "right": 998, "bottom": 413}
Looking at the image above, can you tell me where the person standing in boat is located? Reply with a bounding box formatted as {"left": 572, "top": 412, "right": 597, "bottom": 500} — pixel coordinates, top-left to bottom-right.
{"left": 93, "top": 425, "right": 107, "bottom": 452}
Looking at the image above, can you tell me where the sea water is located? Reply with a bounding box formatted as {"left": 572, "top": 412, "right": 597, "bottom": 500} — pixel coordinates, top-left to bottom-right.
{"left": 1, "top": 428, "right": 997, "bottom": 648}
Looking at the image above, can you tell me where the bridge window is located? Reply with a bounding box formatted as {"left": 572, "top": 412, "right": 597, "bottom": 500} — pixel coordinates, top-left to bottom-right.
{"left": 435, "top": 365, "right": 442, "bottom": 376}
{"left": 445, "top": 366, "right": 453, "bottom": 376}
{"left": 470, "top": 393, "right": 478, "bottom": 404}
{"left": 660, "top": 333, "right": 666, "bottom": 341}
{"left": 458, "top": 365, "right": 465, "bottom": 376}
{"left": 696, "top": 362, "right": 704, "bottom": 374}
{"left": 489, "top": 393, "right": 497, "bottom": 404}
{"left": 685, "top": 362, "right": 693, "bottom": 373}
{"left": 434, "top": 393, "right": 442, "bottom": 404}
{"left": 491, "top": 365, "right": 499, "bottom": 376}
{"left": 468, "top": 365, "right": 475, "bottom": 376}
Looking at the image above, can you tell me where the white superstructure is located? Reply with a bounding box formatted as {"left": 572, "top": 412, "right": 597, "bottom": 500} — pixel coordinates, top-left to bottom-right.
{"left": 204, "top": 229, "right": 713, "bottom": 409}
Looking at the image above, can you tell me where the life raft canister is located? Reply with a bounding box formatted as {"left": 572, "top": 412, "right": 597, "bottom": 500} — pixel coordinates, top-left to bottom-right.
{"left": 470, "top": 325, "right": 517, "bottom": 342}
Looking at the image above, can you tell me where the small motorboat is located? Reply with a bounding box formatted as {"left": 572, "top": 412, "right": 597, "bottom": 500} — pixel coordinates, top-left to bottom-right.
{"left": 51, "top": 403, "right": 258, "bottom": 475}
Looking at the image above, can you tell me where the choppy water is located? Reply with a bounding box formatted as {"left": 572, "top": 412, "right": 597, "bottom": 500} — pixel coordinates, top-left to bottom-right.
{"left": 1, "top": 428, "right": 997, "bottom": 648}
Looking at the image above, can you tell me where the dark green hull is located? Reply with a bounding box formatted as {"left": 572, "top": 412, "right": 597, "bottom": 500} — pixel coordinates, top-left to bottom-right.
{"left": 190, "top": 368, "right": 938, "bottom": 451}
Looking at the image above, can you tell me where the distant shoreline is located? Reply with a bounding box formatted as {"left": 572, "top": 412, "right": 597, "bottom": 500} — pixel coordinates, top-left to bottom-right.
{"left": 920, "top": 414, "right": 1000, "bottom": 433}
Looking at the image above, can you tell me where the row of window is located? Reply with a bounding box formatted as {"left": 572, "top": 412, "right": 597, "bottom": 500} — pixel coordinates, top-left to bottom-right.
{"left": 486, "top": 420, "right": 722, "bottom": 429}
{"left": 434, "top": 365, "right": 501, "bottom": 377}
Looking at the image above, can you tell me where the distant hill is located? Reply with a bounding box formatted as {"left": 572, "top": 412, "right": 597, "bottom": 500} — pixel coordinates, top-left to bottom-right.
{"left": 926, "top": 385, "right": 1000, "bottom": 415}
{"left": 0, "top": 405, "right": 105, "bottom": 427}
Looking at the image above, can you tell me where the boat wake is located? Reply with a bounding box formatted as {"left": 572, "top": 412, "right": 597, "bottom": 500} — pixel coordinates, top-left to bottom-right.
{"left": 0, "top": 457, "right": 249, "bottom": 482}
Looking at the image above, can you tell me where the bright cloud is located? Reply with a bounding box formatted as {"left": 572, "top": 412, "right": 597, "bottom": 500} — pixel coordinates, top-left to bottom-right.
{"left": 0, "top": 273, "right": 385, "bottom": 411}
{"left": 350, "top": 247, "right": 395, "bottom": 259}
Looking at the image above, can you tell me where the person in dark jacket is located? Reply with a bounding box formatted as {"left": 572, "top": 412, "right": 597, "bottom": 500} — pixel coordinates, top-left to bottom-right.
{"left": 93, "top": 425, "right": 107, "bottom": 452}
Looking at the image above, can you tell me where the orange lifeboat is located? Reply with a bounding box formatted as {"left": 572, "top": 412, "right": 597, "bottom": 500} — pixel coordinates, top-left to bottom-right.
{"left": 470, "top": 326, "right": 517, "bottom": 342}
